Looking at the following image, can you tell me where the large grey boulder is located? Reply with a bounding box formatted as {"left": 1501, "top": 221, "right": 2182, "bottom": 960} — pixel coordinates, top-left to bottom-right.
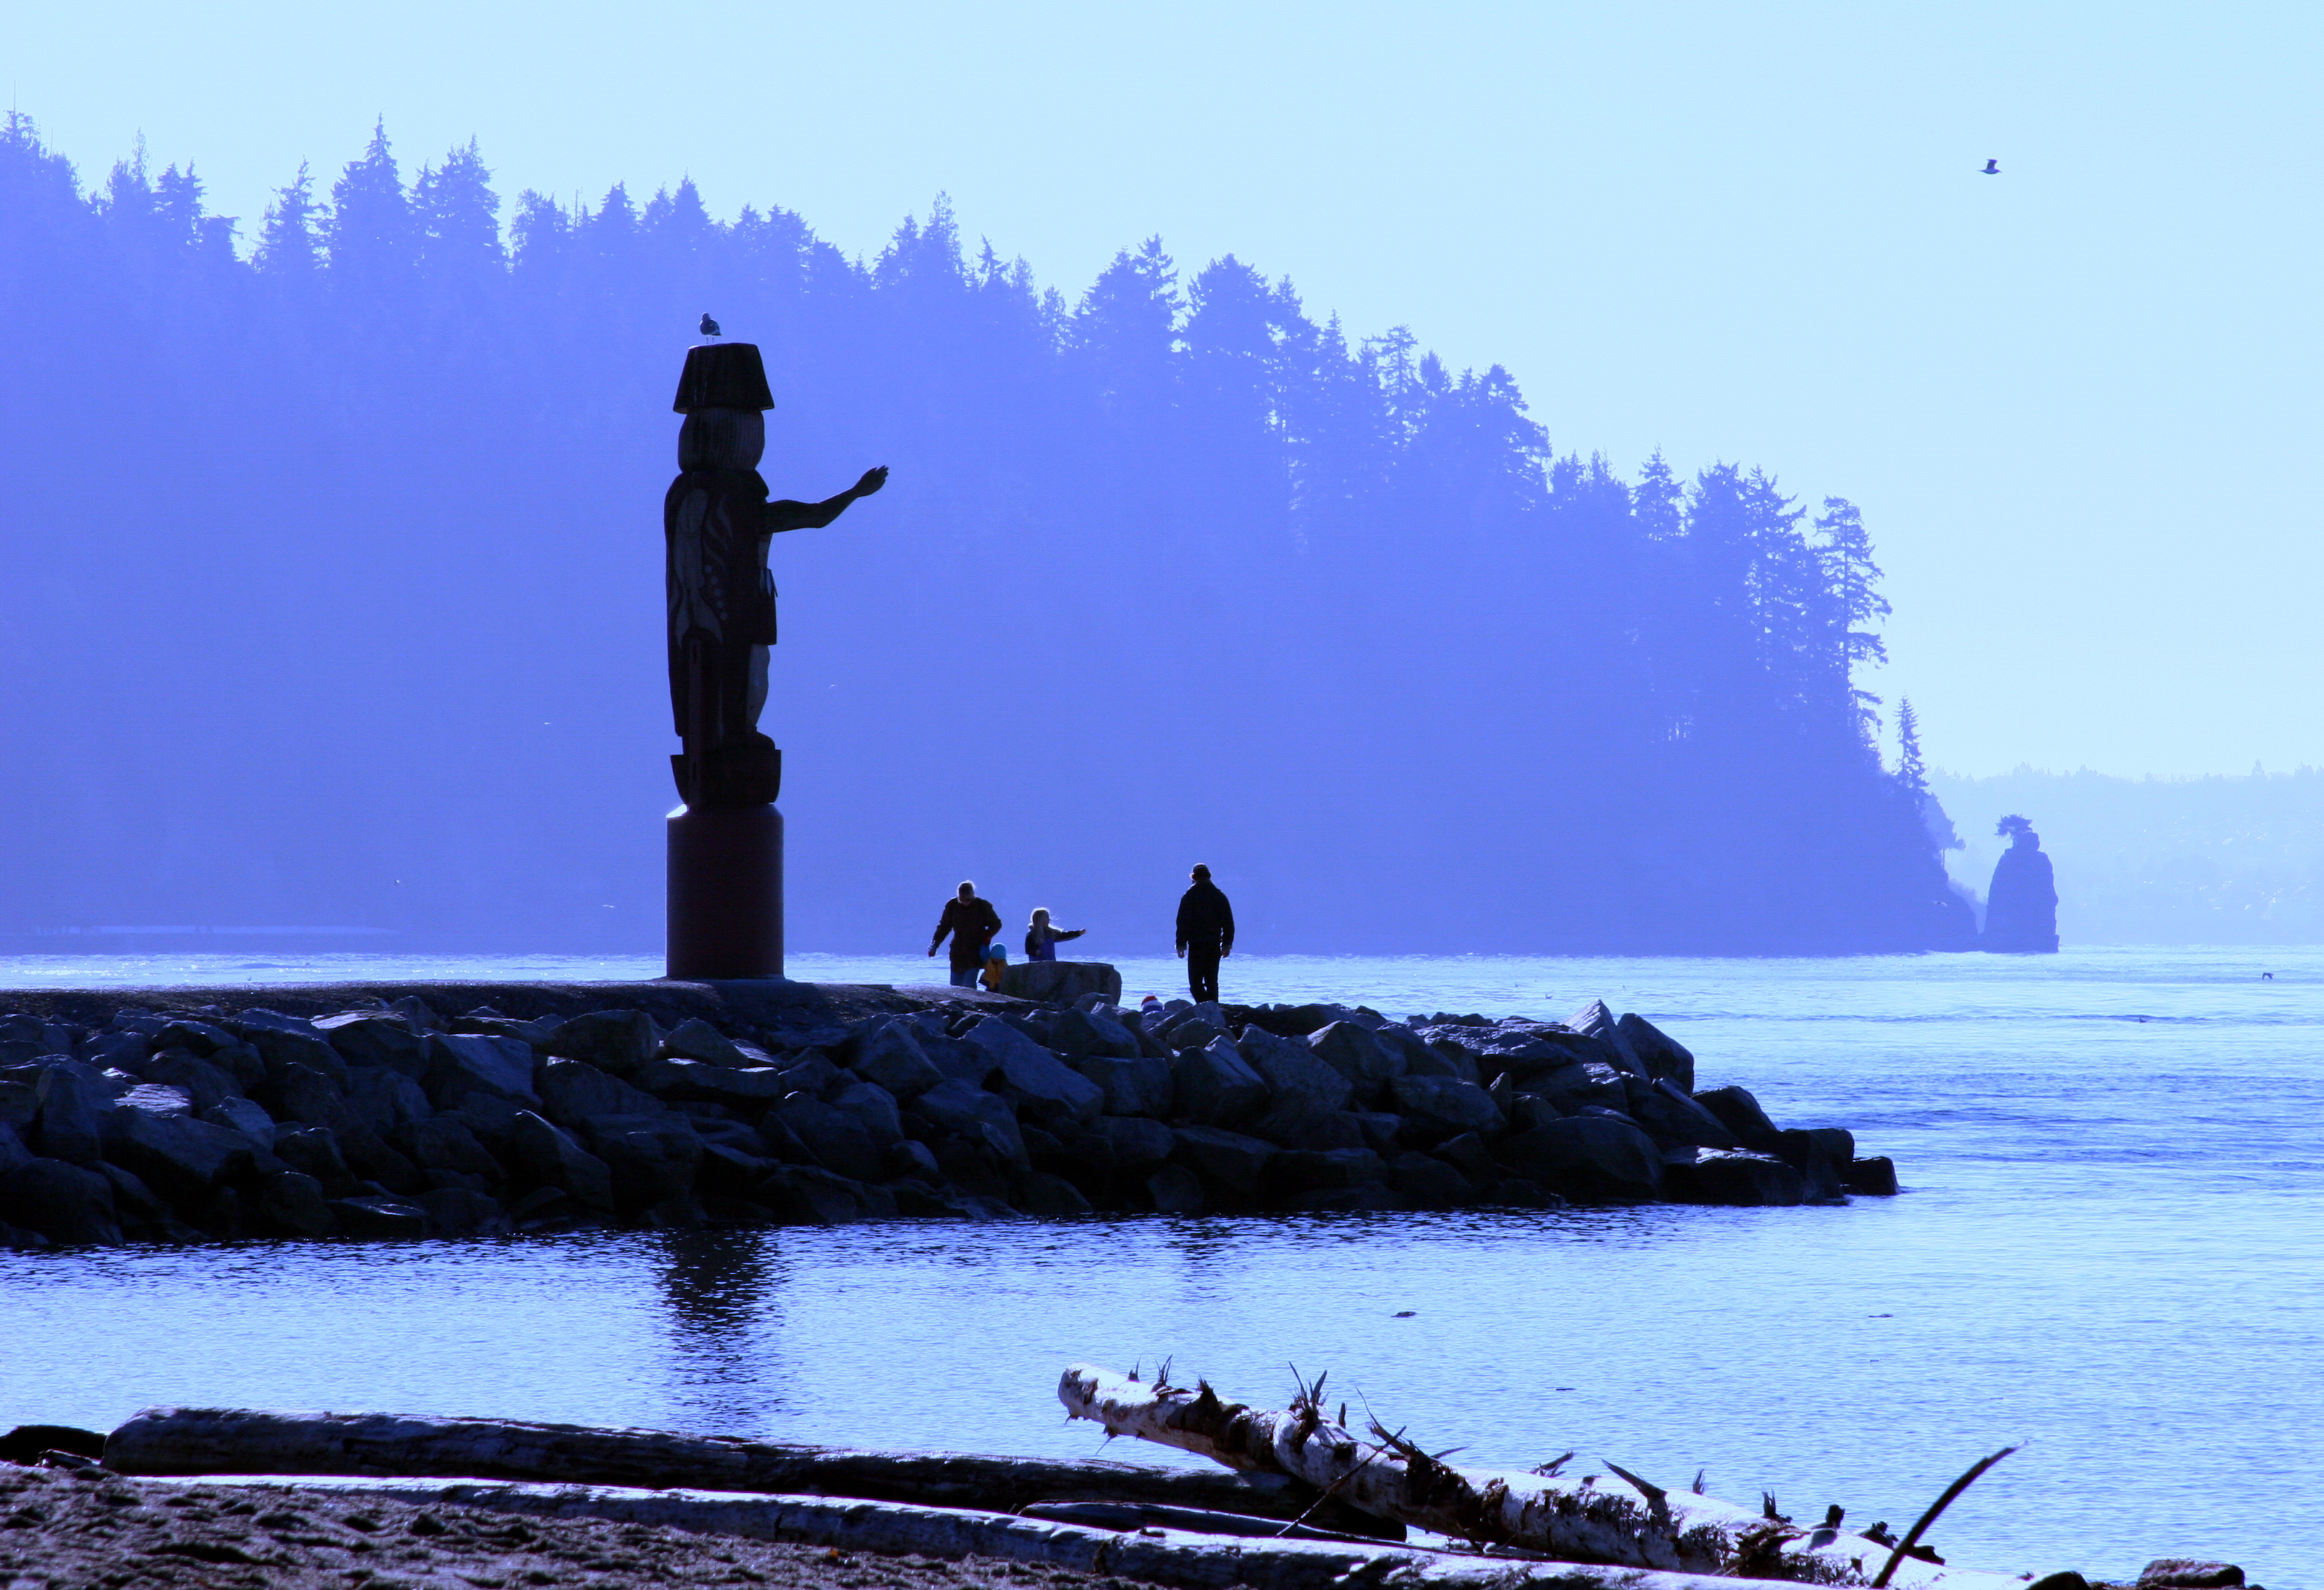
{"left": 389, "top": 1117, "right": 502, "bottom": 1180}
{"left": 345, "top": 1068, "right": 433, "bottom": 1135}
{"left": 1691, "top": 1085, "right": 1782, "bottom": 1151}
{"left": 257, "top": 1169, "right": 335, "bottom": 1236}
{"left": 243, "top": 1024, "right": 350, "bottom": 1090}
{"left": 1073, "top": 1053, "right": 1175, "bottom": 1119}
{"left": 903, "top": 1078, "right": 1028, "bottom": 1166}
{"left": 540, "top": 1009, "right": 658, "bottom": 1076}
{"left": 103, "top": 1103, "right": 254, "bottom": 1205}
{"left": 264, "top": 1062, "right": 352, "bottom": 1132}
{"left": 1521, "top": 1060, "right": 1632, "bottom": 1116}
{"left": 314, "top": 1013, "right": 431, "bottom": 1078}
{"left": 1375, "top": 1025, "right": 1467, "bottom": 1080}
{"left": 418, "top": 1186, "right": 509, "bottom": 1236}
{"left": 963, "top": 1018, "right": 1103, "bottom": 1127}
{"left": 1048, "top": 1008, "right": 1141, "bottom": 1060}
{"left": 31, "top": 1065, "right": 111, "bottom": 1166}
{"left": 1244, "top": 1103, "right": 1368, "bottom": 1152}
{"left": 536, "top": 1058, "right": 664, "bottom": 1128}
{"left": 1387, "top": 1075, "right": 1506, "bottom": 1142}
{"left": 1013, "top": 1169, "right": 1095, "bottom": 1217}
{"left": 1170, "top": 1125, "right": 1276, "bottom": 1198}
{"left": 1564, "top": 1000, "right": 1647, "bottom": 1078}
{"left": 83, "top": 1030, "right": 152, "bottom": 1072}
{"left": 116, "top": 1082, "right": 194, "bottom": 1118}
{"left": 0, "top": 1078, "right": 36, "bottom": 1136}
{"left": 272, "top": 1126, "right": 355, "bottom": 1193}
{"left": 1161, "top": 1014, "right": 1228, "bottom": 1055}
{"left": 327, "top": 1196, "right": 429, "bottom": 1238}
{"left": 1085, "top": 1115, "right": 1175, "bottom": 1177}
{"left": 154, "top": 1018, "right": 240, "bottom": 1058}
{"left": 753, "top": 1164, "right": 875, "bottom": 1223}
{"left": 1389, "top": 1151, "right": 1473, "bottom": 1208}
{"left": 1624, "top": 1078, "right": 1740, "bottom": 1149}
{"left": 336, "top": 1126, "right": 426, "bottom": 1195}
{"left": 1122, "top": 1011, "right": 1173, "bottom": 1063}
{"left": 853, "top": 1021, "right": 944, "bottom": 1100}
{"left": 1236, "top": 1027, "right": 1354, "bottom": 1114}
{"left": 1494, "top": 1116, "right": 1663, "bottom": 1203}
{"left": 1775, "top": 1128, "right": 1852, "bottom": 1202}
{"left": 829, "top": 1080, "right": 904, "bottom": 1143}
{"left": 424, "top": 1034, "right": 540, "bottom": 1107}
{"left": 506, "top": 1110, "right": 615, "bottom": 1211}
{"left": 634, "top": 1058, "right": 791, "bottom": 1108}
{"left": 94, "top": 1161, "right": 167, "bottom": 1226}
{"left": 769, "top": 1053, "right": 842, "bottom": 1098}
{"left": 0, "top": 1121, "right": 29, "bottom": 1176}
{"left": 659, "top": 1018, "right": 755, "bottom": 1068}
{"left": 770, "top": 1095, "right": 888, "bottom": 1183}
{"left": 1146, "top": 1163, "right": 1205, "bottom": 1213}
{"left": 1669, "top": 1150, "right": 1806, "bottom": 1206}
{"left": 585, "top": 1115, "right": 705, "bottom": 1209}
{"left": 152, "top": 1024, "right": 263, "bottom": 1090}
{"left": 998, "top": 961, "right": 1123, "bottom": 1008}
{"left": 143, "top": 1050, "right": 244, "bottom": 1112}
{"left": 1172, "top": 1039, "right": 1268, "bottom": 1126}
{"left": 1844, "top": 1156, "right": 1900, "bottom": 1196}
{"left": 1306, "top": 1022, "right": 1404, "bottom": 1096}
{"left": 1268, "top": 1147, "right": 1390, "bottom": 1196}
{"left": 1617, "top": 1014, "right": 1694, "bottom": 1091}
{"left": 201, "top": 1096, "right": 278, "bottom": 1151}
{"left": 0, "top": 1158, "right": 121, "bottom": 1245}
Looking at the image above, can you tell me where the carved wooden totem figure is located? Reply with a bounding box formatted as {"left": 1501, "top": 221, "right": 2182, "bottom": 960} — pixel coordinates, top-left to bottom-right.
{"left": 665, "top": 342, "right": 885, "bottom": 807}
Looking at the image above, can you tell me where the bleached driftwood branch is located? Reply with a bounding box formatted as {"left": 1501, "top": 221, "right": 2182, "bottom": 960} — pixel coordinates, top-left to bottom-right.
{"left": 139, "top": 1476, "right": 1883, "bottom": 1590}
{"left": 100, "top": 1406, "right": 1381, "bottom": 1531}
{"left": 1058, "top": 1363, "right": 2027, "bottom": 1589}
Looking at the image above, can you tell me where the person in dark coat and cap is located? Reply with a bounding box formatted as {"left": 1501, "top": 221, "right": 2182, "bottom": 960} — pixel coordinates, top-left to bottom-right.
{"left": 1175, "top": 865, "right": 1235, "bottom": 1003}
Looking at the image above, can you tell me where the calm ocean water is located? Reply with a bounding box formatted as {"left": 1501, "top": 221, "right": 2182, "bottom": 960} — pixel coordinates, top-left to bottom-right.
{"left": 2, "top": 948, "right": 2318, "bottom": 1585}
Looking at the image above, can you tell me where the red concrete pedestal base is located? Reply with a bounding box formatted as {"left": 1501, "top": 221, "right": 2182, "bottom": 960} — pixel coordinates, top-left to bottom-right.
{"left": 666, "top": 803, "right": 783, "bottom": 980}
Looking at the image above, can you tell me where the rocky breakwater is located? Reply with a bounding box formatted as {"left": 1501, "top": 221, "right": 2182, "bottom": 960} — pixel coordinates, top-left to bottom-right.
{"left": 0, "top": 987, "right": 1895, "bottom": 1248}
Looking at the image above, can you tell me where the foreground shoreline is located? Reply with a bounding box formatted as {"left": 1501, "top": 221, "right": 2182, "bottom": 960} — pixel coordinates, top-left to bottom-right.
{"left": 2, "top": 972, "right": 1893, "bottom": 1248}
{"left": 0, "top": 1403, "right": 2240, "bottom": 1590}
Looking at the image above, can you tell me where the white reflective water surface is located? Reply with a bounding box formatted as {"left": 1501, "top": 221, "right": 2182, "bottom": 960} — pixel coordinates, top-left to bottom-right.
{"left": 3, "top": 948, "right": 2319, "bottom": 1586}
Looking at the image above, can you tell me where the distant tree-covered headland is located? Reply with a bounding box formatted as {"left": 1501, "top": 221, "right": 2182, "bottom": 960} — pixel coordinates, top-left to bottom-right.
{"left": 0, "top": 116, "right": 1973, "bottom": 955}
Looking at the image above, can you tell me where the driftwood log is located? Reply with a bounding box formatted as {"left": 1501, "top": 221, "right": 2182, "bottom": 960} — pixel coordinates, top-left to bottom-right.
{"left": 101, "top": 1406, "right": 1394, "bottom": 1538}
{"left": 1059, "top": 1364, "right": 2027, "bottom": 1589}
{"left": 136, "top": 1475, "right": 1859, "bottom": 1590}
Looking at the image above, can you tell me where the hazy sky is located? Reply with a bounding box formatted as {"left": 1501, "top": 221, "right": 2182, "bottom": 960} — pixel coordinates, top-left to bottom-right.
{"left": 11, "top": 1, "right": 2318, "bottom": 777}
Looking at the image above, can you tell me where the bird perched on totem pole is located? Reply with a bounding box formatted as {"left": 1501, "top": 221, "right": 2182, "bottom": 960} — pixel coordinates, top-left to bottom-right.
{"left": 700, "top": 312, "right": 721, "bottom": 337}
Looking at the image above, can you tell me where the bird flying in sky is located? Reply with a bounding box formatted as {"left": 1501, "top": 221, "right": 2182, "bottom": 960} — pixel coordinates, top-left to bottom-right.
{"left": 700, "top": 313, "right": 722, "bottom": 337}
{"left": 1982, "top": 159, "right": 2000, "bottom": 174}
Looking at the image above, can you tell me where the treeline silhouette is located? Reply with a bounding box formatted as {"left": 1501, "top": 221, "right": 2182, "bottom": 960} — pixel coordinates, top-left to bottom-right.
{"left": 0, "top": 116, "right": 1973, "bottom": 955}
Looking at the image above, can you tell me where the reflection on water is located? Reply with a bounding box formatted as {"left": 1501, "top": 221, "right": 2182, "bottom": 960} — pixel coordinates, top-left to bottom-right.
{"left": 655, "top": 1227, "right": 786, "bottom": 1436}
{"left": 2, "top": 948, "right": 2320, "bottom": 1585}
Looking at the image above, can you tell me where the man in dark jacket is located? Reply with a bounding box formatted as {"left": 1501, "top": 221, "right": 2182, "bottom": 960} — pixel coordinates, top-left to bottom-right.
{"left": 928, "top": 882, "right": 1004, "bottom": 990}
{"left": 1174, "top": 865, "right": 1235, "bottom": 1003}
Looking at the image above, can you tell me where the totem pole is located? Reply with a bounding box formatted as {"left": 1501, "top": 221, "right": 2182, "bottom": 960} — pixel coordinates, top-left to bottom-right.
{"left": 664, "top": 342, "right": 886, "bottom": 979}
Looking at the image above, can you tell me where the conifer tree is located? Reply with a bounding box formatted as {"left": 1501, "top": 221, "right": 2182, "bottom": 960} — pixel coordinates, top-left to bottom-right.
{"left": 256, "top": 162, "right": 324, "bottom": 278}
{"left": 327, "top": 118, "right": 413, "bottom": 302}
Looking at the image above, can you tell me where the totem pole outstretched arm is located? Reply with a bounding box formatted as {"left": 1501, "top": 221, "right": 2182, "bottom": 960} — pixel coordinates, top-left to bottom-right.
{"left": 765, "top": 466, "right": 888, "bottom": 533}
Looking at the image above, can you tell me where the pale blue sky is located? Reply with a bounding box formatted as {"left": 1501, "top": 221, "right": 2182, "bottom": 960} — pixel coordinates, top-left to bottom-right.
{"left": 10, "top": 1, "right": 2318, "bottom": 777}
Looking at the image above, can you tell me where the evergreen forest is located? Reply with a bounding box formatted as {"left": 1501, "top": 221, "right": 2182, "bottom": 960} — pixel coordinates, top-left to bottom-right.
{"left": 0, "top": 116, "right": 1976, "bottom": 955}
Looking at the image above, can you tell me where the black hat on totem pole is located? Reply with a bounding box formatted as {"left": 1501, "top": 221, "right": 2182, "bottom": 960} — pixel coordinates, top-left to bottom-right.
{"left": 673, "top": 342, "right": 775, "bottom": 412}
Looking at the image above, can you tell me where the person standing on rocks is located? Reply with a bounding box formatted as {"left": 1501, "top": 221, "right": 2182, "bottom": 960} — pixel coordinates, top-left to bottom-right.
{"left": 928, "top": 882, "right": 1003, "bottom": 990}
{"left": 1175, "top": 864, "right": 1235, "bottom": 1003}
{"left": 1024, "top": 908, "right": 1086, "bottom": 963}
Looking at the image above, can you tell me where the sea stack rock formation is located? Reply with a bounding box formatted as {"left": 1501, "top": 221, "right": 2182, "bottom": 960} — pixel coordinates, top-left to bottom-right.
{"left": 1982, "top": 814, "right": 2059, "bottom": 953}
